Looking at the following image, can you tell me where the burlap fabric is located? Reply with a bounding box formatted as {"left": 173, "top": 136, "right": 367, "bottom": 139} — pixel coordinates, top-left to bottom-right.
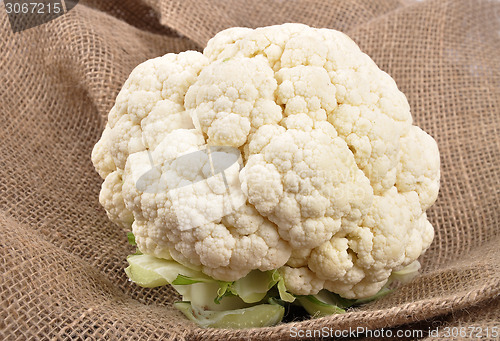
{"left": 1, "top": 0, "right": 498, "bottom": 339}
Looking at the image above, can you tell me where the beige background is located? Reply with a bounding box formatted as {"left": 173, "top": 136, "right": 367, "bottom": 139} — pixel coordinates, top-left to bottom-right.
{"left": 0, "top": 0, "right": 498, "bottom": 339}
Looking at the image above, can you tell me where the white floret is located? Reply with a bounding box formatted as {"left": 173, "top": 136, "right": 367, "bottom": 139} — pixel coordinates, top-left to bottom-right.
{"left": 99, "top": 170, "right": 133, "bottom": 229}
{"left": 396, "top": 126, "right": 441, "bottom": 210}
{"left": 185, "top": 55, "right": 282, "bottom": 147}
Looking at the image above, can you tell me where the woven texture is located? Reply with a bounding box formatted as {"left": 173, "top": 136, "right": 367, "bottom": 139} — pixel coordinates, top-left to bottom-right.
{"left": 0, "top": 0, "right": 499, "bottom": 339}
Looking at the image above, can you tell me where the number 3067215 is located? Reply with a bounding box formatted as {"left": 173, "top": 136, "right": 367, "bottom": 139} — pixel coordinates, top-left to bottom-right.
{"left": 4, "top": 2, "right": 62, "bottom": 14}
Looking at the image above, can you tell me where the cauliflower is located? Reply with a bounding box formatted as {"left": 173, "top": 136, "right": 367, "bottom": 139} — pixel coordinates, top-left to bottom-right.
{"left": 92, "top": 24, "right": 440, "bottom": 305}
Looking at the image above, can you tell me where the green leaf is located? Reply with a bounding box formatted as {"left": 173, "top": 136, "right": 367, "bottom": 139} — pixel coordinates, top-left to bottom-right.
{"left": 125, "top": 254, "right": 251, "bottom": 311}
{"left": 313, "top": 290, "right": 357, "bottom": 309}
{"left": 181, "top": 281, "right": 249, "bottom": 311}
{"left": 215, "top": 281, "right": 237, "bottom": 304}
{"left": 390, "top": 260, "right": 421, "bottom": 284}
{"left": 125, "top": 254, "right": 208, "bottom": 287}
{"left": 353, "top": 286, "right": 392, "bottom": 305}
{"left": 270, "top": 269, "right": 281, "bottom": 288}
{"left": 296, "top": 286, "right": 393, "bottom": 318}
{"left": 268, "top": 297, "right": 286, "bottom": 306}
{"left": 127, "top": 231, "right": 136, "bottom": 246}
{"left": 232, "top": 270, "right": 274, "bottom": 303}
{"left": 172, "top": 274, "right": 213, "bottom": 285}
{"left": 270, "top": 270, "right": 295, "bottom": 302}
{"left": 277, "top": 279, "right": 295, "bottom": 302}
{"left": 297, "top": 295, "right": 346, "bottom": 317}
{"left": 125, "top": 261, "right": 168, "bottom": 288}
{"left": 174, "top": 301, "right": 285, "bottom": 328}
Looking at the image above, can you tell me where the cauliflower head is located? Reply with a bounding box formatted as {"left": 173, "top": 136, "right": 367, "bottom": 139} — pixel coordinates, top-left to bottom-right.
{"left": 92, "top": 24, "right": 440, "bottom": 299}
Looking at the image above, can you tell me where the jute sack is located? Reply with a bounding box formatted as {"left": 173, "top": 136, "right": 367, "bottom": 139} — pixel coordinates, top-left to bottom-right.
{"left": 0, "top": 0, "right": 498, "bottom": 339}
